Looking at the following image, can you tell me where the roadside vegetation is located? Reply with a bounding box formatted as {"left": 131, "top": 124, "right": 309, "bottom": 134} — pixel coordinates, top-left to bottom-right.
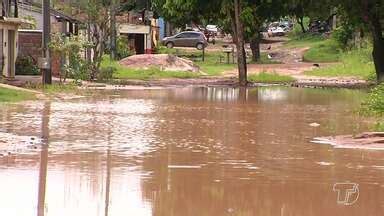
{"left": 0, "top": 87, "right": 36, "bottom": 102}
{"left": 248, "top": 72, "right": 295, "bottom": 84}
{"left": 305, "top": 47, "right": 375, "bottom": 80}
{"left": 361, "top": 84, "right": 384, "bottom": 131}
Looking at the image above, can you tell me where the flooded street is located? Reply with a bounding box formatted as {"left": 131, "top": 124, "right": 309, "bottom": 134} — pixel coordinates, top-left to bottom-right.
{"left": 0, "top": 87, "right": 383, "bottom": 216}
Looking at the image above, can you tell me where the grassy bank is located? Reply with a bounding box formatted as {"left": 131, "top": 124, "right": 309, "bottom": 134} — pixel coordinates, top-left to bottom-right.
{"left": 305, "top": 47, "right": 375, "bottom": 80}
{"left": 285, "top": 34, "right": 341, "bottom": 62}
{"left": 0, "top": 87, "right": 36, "bottom": 102}
{"left": 361, "top": 84, "right": 384, "bottom": 131}
{"left": 248, "top": 72, "right": 295, "bottom": 84}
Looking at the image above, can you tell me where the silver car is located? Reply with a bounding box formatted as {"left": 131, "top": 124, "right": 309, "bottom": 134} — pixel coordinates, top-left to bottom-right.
{"left": 162, "top": 31, "right": 208, "bottom": 50}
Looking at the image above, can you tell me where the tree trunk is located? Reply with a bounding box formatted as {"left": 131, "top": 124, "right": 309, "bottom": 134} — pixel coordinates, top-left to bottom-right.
{"left": 250, "top": 31, "right": 261, "bottom": 62}
{"left": 370, "top": 18, "right": 384, "bottom": 82}
{"left": 298, "top": 16, "right": 306, "bottom": 33}
{"left": 234, "top": 0, "right": 247, "bottom": 86}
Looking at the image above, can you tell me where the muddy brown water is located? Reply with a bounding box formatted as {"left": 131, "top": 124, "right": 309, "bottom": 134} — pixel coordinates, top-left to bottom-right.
{"left": 0, "top": 87, "right": 383, "bottom": 216}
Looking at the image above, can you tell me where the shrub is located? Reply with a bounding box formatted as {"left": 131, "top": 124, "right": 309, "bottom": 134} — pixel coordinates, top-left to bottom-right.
{"left": 98, "top": 66, "right": 116, "bottom": 81}
{"left": 362, "top": 84, "right": 384, "bottom": 116}
{"left": 116, "top": 36, "right": 134, "bottom": 60}
{"left": 332, "top": 24, "right": 355, "bottom": 50}
{"left": 15, "top": 56, "right": 40, "bottom": 75}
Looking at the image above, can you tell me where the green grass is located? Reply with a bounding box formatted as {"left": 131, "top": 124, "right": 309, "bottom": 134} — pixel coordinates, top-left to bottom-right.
{"left": 248, "top": 72, "right": 296, "bottom": 84}
{"left": 0, "top": 87, "right": 36, "bottom": 102}
{"left": 285, "top": 33, "right": 325, "bottom": 48}
{"left": 285, "top": 33, "right": 342, "bottom": 62}
{"left": 305, "top": 47, "right": 375, "bottom": 80}
{"left": 102, "top": 57, "right": 200, "bottom": 80}
{"left": 303, "top": 39, "right": 341, "bottom": 62}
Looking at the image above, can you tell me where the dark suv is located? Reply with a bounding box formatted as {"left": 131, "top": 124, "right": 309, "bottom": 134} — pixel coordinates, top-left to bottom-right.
{"left": 162, "top": 31, "right": 208, "bottom": 50}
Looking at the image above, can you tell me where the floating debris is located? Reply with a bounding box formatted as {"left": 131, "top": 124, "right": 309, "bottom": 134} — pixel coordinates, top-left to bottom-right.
{"left": 309, "top": 123, "right": 321, "bottom": 127}
{"left": 0, "top": 132, "right": 42, "bottom": 156}
{"left": 168, "top": 165, "right": 203, "bottom": 169}
{"left": 312, "top": 132, "right": 384, "bottom": 150}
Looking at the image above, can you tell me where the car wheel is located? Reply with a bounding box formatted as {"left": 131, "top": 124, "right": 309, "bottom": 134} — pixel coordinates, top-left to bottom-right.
{"left": 196, "top": 43, "right": 204, "bottom": 50}
{"left": 166, "top": 42, "right": 174, "bottom": 49}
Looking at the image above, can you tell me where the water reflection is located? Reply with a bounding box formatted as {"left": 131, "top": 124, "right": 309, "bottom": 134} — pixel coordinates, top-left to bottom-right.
{"left": 37, "top": 102, "right": 50, "bottom": 216}
{"left": 0, "top": 87, "right": 382, "bottom": 216}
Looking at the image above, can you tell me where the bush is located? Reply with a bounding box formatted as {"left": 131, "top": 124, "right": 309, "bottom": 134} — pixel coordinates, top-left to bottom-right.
{"left": 362, "top": 84, "right": 384, "bottom": 116}
{"left": 332, "top": 24, "right": 355, "bottom": 49}
{"left": 15, "top": 56, "right": 40, "bottom": 75}
{"left": 98, "top": 66, "right": 116, "bottom": 81}
{"left": 116, "top": 36, "right": 134, "bottom": 60}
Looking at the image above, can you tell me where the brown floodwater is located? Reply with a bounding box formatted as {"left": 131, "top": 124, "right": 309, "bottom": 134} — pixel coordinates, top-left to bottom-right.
{"left": 0, "top": 86, "right": 383, "bottom": 216}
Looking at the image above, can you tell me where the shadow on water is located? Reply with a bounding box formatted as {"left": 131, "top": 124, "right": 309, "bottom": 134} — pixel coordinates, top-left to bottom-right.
{"left": 0, "top": 86, "right": 383, "bottom": 216}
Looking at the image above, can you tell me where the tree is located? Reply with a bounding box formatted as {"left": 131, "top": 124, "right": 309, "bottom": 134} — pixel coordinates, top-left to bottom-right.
{"left": 154, "top": 0, "right": 249, "bottom": 86}
{"left": 233, "top": 0, "right": 248, "bottom": 85}
{"left": 243, "top": 0, "right": 287, "bottom": 62}
{"left": 336, "top": 0, "right": 384, "bottom": 82}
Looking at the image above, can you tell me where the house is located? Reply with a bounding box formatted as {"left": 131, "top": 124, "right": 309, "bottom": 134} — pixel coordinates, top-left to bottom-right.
{"left": 17, "top": 2, "right": 82, "bottom": 77}
{"left": 0, "top": 0, "right": 28, "bottom": 79}
{"left": 116, "top": 6, "right": 167, "bottom": 55}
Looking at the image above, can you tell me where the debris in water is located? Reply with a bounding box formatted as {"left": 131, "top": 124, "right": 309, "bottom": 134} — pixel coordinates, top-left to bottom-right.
{"left": 312, "top": 132, "right": 384, "bottom": 150}
{"left": 309, "top": 123, "right": 321, "bottom": 127}
{"left": 168, "top": 165, "right": 202, "bottom": 169}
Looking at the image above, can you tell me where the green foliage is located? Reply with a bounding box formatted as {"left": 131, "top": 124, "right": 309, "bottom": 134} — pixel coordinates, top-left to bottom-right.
{"left": 248, "top": 72, "right": 295, "bottom": 84}
{"left": 0, "top": 87, "right": 36, "bottom": 102}
{"left": 15, "top": 56, "right": 40, "bottom": 75}
{"left": 285, "top": 33, "right": 325, "bottom": 48}
{"left": 22, "top": 15, "right": 37, "bottom": 29}
{"left": 362, "top": 84, "right": 384, "bottom": 116}
{"left": 98, "top": 66, "right": 117, "bottom": 81}
{"left": 332, "top": 23, "right": 355, "bottom": 49}
{"left": 116, "top": 36, "right": 133, "bottom": 60}
{"left": 305, "top": 47, "right": 375, "bottom": 79}
{"left": 50, "top": 33, "right": 92, "bottom": 82}
{"left": 288, "top": 17, "right": 310, "bottom": 37}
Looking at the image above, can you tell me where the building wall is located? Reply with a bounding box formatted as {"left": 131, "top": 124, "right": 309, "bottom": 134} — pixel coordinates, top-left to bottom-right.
{"left": 0, "top": 22, "right": 19, "bottom": 78}
{"left": 18, "top": 30, "right": 61, "bottom": 77}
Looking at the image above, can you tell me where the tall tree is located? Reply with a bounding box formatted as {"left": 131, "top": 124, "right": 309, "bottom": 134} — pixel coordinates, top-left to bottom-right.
{"left": 153, "top": 0, "right": 249, "bottom": 86}
{"left": 233, "top": 0, "right": 247, "bottom": 85}
{"left": 336, "top": 0, "right": 384, "bottom": 82}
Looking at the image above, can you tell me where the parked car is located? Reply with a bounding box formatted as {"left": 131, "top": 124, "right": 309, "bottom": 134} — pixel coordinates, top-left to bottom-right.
{"left": 162, "top": 31, "right": 208, "bottom": 50}
{"left": 268, "top": 26, "right": 286, "bottom": 37}
{"left": 206, "top": 25, "right": 218, "bottom": 33}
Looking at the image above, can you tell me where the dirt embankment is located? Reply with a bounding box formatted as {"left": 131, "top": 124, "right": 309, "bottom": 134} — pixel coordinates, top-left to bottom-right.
{"left": 119, "top": 54, "right": 201, "bottom": 73}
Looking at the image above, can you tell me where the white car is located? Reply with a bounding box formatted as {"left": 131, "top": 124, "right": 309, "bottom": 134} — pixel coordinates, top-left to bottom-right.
{"left": 206, "top": 25, "right": 218, "bottom": 33}
{"left": 268, "top": 27, "right": 286, "bottom": 37}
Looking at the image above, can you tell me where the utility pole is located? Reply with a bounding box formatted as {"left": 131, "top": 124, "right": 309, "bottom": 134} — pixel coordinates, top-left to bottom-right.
{"left": 110, "top": 0, "right": 117, "bottom": 60}
{"left": 42, "top": 0, "right": 52, "bottom": 84}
